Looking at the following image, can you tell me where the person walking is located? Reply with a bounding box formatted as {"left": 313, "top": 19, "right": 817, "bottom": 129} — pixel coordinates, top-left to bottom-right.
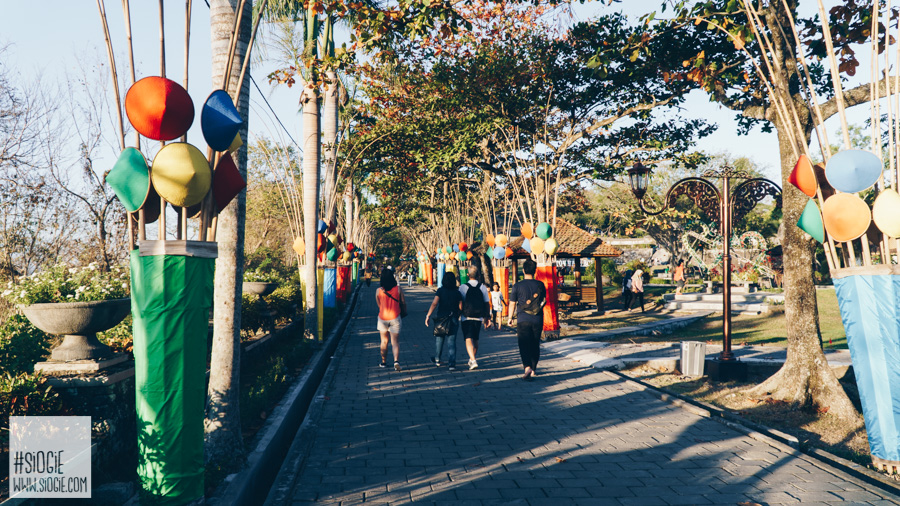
{"left": 364, "top": 268, "right": 372, "bottom": 287}
{"left": 407, "top": 266, "right": 415, "bottom": 286}
{"left": 508, "top": 259, "right": 546, "bottom": 380}
{"left": 424, "top": 272, "right": 463, "bottom": 371}
{"left": 459, "top": 265, "right": 490, "bottom": 370}
{"left": 489, "top": 282, "right": 506, "bottom": 330}
{"left": 621, "top": 268, "right": 633, "bottom": 311}
{"left": 629, "top": 269, "right": 645, "bottom": 313}
{"left": 375, "top": 268, "right": 406, "bottom": 371}
{"left": 673, "top": 259, "right": 685, "bottom": 296}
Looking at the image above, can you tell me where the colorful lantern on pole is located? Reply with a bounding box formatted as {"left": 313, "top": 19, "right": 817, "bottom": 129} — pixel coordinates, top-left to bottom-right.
{"left": 535, "top": 222, "right": 552, "bottom": 240}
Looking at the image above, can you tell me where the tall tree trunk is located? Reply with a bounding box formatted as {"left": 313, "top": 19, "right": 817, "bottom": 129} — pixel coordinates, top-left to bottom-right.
{"left": 302, "top": 77, "right": 321, "bottom": 340}
{"left": 205, "top": 0, "right": 252, "bottom": 467}
{"left": 747, "top": 117, "right": 860, "bottom": 422}
{"left": 343, "top": 181, "right": 353, "bottom": 244}
{"left": 322, "top": 69, "right": 339, "bottom": 225}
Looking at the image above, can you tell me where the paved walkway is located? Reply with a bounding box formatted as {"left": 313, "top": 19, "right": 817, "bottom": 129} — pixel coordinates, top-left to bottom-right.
{"left": 273, "top": 284, "right": 899, "bottom": 505}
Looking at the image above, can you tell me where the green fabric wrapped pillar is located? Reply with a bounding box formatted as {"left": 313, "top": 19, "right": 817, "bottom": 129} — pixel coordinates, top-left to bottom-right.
{"left": 130, "top": 250, "right": 214, "bottom": 503}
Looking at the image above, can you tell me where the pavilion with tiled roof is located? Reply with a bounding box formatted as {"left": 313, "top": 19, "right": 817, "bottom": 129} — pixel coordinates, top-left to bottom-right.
{"left": 507, "top": 218, "right": 622, "bottom": 314}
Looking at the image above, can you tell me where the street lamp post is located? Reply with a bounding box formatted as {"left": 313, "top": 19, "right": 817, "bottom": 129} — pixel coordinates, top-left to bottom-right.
{"left": 626, "top": 163, "right": 781, "bottom": 378}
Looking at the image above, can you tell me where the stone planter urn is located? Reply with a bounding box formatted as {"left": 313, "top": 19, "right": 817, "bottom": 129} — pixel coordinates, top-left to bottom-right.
{"left": 242, "top": 281, "right": 278, "bottom": 297}
{"left": 20, "top": 298, "right": 131, "bottom": 361}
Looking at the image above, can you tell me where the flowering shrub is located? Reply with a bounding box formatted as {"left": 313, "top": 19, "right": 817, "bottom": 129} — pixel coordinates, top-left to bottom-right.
{"left": 0, "top": 314, "right": 50, "bottom": 375}
{"left": 2, "top": 263, "right": 130, "bottom": 305}
{"left": 243, "top": 268, "right": 282, "bottom": 283}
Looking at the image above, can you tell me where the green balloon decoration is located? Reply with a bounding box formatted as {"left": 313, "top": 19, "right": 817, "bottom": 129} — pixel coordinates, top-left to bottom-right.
{"left": 457, "top": 251, "right": 466, "bottom": 262}
{"left": 326, "top": 248, "right": 338, "bottom": 261}
{"left": 536, "top": 222, "right": 552, "bottom": 240}
{"left": 797, "top": 199, "right": 825, "bottom": 243}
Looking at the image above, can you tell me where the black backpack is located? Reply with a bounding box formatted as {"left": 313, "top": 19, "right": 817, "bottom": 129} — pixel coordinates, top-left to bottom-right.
{"left": 462, "top": 281, "right": 487, "bottom": 318}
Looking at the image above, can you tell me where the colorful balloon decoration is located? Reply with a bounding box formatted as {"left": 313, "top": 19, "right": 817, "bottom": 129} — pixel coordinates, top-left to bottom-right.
{"left": 544, "top": 238, "right": 559, "bottom": 256}
{"left": 505, "top": 247, "right": 513, "bottom": 258}
{"left": 493, "top": 246, "right": 506, "bottom": 259}
{"left": 457, "top": 251, "right": 467, "bottom": 262}
{"left": 535, "top": 222, "right": 552, "bottom": 240}
{"left": 495, "top": 234, "right": 508, "bottom": 247}
{"left": 522, "top": 238, "right": 532, "bottom": 253}
{"left": 453, "top": 244, "right": 460, "bottom": 252}
{"left": 317, "top": 220, "right": 327, "bottom": 234}
{"left": 797, "top": 200, "right": 825, "bottom": 243}
{"left": 873, "top": 189, "right": 900, "bottom": 238}
{"left": 825, "top": 149, "right": 883, "bottom": 193}
{"left": 789, "top": 154, "right": 818, "bottom": 198}
{"left": 125, "top": 76, "right": 194, "bottom": 141}
{"left": 822, "top": 193, "right": 871, "bottom": 242}
{"left": 292, "top": 237, "right": 305, "bottom": 256}
{"left": 531, "top": 237, "right": 545, "bottom": 255}
{"left": 521, "top": 222, "right": 534, "bottom": 239}
{"left": 486, "top": 234, "right": 495, "bottom": 247}
{"left": 459, "top": 242, "right": 468, "bottom": 251}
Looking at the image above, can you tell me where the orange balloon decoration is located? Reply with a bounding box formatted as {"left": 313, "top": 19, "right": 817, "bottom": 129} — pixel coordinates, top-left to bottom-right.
{"left": 486, "top": 234, "right": 495, "bottom": 247}
{"left": 495, "top": 234, "right": 508, "bottom": 247}
{"left": 505, "top": 247, "right": 513, "bottom": 258}
{"left": 125, "top": 76, "right": 195, "bottom": 141}
{"left": 521, "top": 222, "right": 534, "bottom": 239}
{"left": 822, "top": 193, "right": 872, "bottom": 242}
{"left": 466, "top": 251, "right": 473, "bottom": 260}
{"left": 789, "top": 154, "right": 818, "bottom": 198}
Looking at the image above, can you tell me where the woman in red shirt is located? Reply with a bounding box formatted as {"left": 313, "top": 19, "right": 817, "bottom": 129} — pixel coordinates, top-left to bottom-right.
{"left": 376, "top": 268, "right": 406, "bottom": 370}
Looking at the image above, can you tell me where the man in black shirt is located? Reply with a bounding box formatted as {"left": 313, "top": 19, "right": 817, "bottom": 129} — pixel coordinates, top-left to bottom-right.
{"left": 507, "top": 259, "right": 546, "bottom": 380}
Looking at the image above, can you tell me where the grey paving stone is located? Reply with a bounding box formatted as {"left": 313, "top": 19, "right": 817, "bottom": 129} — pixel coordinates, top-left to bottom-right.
{"left": 273, "top": 285, "right": 900, "bottom": 506}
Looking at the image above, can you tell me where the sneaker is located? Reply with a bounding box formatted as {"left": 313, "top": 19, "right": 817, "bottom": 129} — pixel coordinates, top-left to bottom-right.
{"left": 435, "top": 360, "right": 441, "bottom": 367}
{"left": 448, "top": 365, "right": 456, "bottom": 371}
{"left": 468, "top": 359, "right": 478, "bottom": 370}
{"left": 394, "top": 362, "right": 402, "bottom": 372}
{"left": 379, "top": 362, "right": 386, "bottom": 368}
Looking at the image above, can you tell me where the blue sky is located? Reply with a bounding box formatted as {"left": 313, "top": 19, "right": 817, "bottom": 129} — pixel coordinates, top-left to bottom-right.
{"left": 1, "top": 1, "right": 877, "bottom": 183}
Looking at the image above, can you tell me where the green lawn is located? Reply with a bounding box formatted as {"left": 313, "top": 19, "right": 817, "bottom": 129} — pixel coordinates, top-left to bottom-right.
{"left": 666, "top": 289, "right": 847, "bottom": 349}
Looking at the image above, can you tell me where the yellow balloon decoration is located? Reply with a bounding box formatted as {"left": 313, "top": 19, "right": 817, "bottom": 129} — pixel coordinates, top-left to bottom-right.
{"left": 495, "top": 234, "right": 508, "bottom": 247}
{"left": 292, "top": 237, "right": 305, "bottom": 256}
{"left": 530, "top": 237, "right": 545, "bottom": 255}
{"left": 544, "top": 238, "right": 559, "bottom": 256}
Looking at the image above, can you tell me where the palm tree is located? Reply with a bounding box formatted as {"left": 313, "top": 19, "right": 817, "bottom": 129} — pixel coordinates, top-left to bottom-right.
{"left": 261, "top": 1, "right": 323, "bottom": 340}
{"left": 205, "top": 0, "right": 253, "bottom": 468}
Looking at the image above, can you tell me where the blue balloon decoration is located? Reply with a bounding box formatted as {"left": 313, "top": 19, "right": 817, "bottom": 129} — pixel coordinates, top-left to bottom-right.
{"left": 522, "top": 238, "right": 532, "bottom": 253}
{"left": 493, "top": 246, "right": 505, "bottom": 259}
{"left": 317, "top": 219, "right": 327, "bottom": 234}
{"left": 453, "top": 244, "right": 460, "bottom": 252}
{"left": 825, "top": 149, "right": 883, "bottom": 193}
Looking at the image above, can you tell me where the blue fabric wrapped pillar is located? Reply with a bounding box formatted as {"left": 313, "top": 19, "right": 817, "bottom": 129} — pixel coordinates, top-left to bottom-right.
{"left": 437, "top": 263, "right": 446, "bottom": 288}
{"left": 834, "top": 268, "right": 900, "bottom": 463}
{"left": 324, "top": 267, "right": 337, "bottom": 308}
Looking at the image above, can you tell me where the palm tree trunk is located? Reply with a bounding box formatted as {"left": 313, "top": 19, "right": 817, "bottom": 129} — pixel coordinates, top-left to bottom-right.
{"left": 205, "top": 0, "right": 251, "bottom": 467}
{"left": 322, "top": 67, "right": 339, "bottom": 225}
{"left": 302, "top": 76, "right": 321, "bottom": 340}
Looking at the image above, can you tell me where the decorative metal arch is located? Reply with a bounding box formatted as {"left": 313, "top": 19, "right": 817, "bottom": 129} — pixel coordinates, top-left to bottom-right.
{"left": 665, "top": 178, "right": 722, "bottom": 226}
{"left": 731, "top": 178, "right": 782, "bottom": 224}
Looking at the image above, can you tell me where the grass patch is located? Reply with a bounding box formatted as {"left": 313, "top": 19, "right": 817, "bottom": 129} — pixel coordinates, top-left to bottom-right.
{"left": 665, "top": 289, "right": 846, "bottom": 349}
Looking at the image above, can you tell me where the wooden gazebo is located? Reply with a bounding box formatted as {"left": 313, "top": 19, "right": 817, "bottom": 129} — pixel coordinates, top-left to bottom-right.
{"left": 507, "top": 218, "right": 622, "bottom": 314}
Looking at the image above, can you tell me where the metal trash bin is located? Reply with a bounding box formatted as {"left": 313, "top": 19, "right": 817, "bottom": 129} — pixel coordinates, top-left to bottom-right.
{"left": 681, "top": 341, "right": 706, "bottom": 377}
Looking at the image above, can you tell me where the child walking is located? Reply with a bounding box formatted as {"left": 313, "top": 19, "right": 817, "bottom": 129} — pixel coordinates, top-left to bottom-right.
{"left": 489, "top": 282, "right": 507, "bottom": 330}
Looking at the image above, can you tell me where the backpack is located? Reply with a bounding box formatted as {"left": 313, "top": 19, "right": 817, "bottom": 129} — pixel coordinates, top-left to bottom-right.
{"left": 462, "top": 281, "right": 487, "bottom": 318}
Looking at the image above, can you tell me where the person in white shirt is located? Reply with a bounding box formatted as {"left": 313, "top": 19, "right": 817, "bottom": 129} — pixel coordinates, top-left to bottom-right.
{"left": 458, "top": 265, "right": 490, "bottom": 370}
{"left": 489, "top": 282, "right": 506, "bottom": 330}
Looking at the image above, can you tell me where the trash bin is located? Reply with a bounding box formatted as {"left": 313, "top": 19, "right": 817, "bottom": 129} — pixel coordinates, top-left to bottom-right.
{"left": 681, "top": 341, "right": 706, "bottom": 377}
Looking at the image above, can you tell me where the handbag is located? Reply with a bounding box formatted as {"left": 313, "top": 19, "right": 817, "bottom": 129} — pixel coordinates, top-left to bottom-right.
{"left": 433, "top": 315, "right": 453, "bottom": 337}
{"left": 385, "top": 289, "right": 408, "bottom": 318}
